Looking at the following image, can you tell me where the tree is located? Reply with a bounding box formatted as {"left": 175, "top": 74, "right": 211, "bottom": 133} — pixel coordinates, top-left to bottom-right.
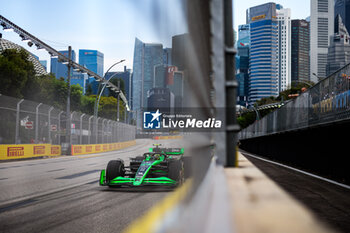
{"left": 109, "top": 78, "right": 125, "bottom": 98}
{"left": 0, "top": 49, "right": 35, "bottom": 98}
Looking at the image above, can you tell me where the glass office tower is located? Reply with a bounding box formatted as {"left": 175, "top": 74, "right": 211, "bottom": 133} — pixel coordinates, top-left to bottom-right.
{"left": 79, "top": 49, "right": 104, "bottom": 94}
{"left": 236, "top": 24, "right": 250, "bottom": 106}
{"left": 132, "top": 38, "right": 163, "bottom": 128}
{"left": 249, "top": 3, "right": 278, "bottom": 103}
{"left": 51, "top": 50, "right": 76, "bottom": 80}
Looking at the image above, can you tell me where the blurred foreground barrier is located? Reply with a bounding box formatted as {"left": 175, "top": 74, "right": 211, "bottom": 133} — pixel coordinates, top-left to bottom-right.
{"left": 0, "top": 144, "right": 61, "bottom": 160}
{"left": 71, "top": 140, "right": 136, "bottom": 155}
{"left": 125, "top": 152, "right": 337, "bottom": 233}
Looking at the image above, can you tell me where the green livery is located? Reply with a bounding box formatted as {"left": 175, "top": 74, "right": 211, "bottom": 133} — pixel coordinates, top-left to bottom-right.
{"left": 100, "top": 144, "right": 184, "bottom": 187}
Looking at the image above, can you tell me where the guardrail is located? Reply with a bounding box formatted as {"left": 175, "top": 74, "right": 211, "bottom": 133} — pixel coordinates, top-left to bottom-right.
{"left": 240, "top": 62, "right": 350, "bottom": 139}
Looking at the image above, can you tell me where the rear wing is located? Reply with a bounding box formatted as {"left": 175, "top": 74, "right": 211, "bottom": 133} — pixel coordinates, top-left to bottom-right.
{"left": 149, "top": 147, "right": 184, "bottom": 155}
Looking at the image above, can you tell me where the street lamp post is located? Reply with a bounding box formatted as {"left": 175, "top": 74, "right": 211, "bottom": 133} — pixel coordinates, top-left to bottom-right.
{"left": 248, "top": 103, "right": 260, "bottom": 121}
{"left": 93, "top": 59, "right": 125, "bottom": 118}
{"left": 66, "top": 46, "right": 72, "bottom": 155}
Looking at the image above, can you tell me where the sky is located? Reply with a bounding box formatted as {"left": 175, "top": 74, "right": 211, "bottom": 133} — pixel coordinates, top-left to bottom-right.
{"left": 0, "top": 0, "right": 187, "bottom": 73}
{"left": 0, "top": 0, "right": 310, "bottom": 74}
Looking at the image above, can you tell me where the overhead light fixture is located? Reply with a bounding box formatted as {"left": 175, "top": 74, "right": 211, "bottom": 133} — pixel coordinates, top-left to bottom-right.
{"left": 27, "top": 41, "right": 33, "bottom": 47}
{"left": 35, "top": 43, "right": 44, "bottom": 50}
{"left": 1, "top": 22, "right": 13, "bottom": 31}
{"left": 49, "top": 51, "right": 58, "bottom": 58}
{"left": 19, "top": 34, "right": 29, "bottom": 42}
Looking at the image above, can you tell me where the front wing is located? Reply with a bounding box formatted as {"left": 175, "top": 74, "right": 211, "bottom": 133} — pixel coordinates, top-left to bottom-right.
{"left": 99, "top": 169, "right": 177, "bottom": 186}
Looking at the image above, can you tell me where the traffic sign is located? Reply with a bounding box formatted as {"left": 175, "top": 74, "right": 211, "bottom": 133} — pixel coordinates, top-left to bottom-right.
{"left": 25, "top": 121, "right": 34, "bottom": 129}
{"left": 51, "top": 125, "right": 57, "bottom": 131}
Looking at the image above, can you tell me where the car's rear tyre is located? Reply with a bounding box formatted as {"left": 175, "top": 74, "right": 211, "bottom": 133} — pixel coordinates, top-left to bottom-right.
{"left": 168, "top": 160, "right": 184, "bottom": 185}
{"left": 106, "top": 160, "right": 125, "bottom": 186}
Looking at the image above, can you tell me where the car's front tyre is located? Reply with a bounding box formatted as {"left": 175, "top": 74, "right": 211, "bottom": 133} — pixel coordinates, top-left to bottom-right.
{"left": 106, "top": 160, "right": 125, "bottom": 187}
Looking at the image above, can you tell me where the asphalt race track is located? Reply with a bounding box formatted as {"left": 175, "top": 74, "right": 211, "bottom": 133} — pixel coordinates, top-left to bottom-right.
{"left": 242, "top": 151, "right": 350, "bottom": 233}
{"left": 0, "top": 139, "right": 181, "bottom": 233}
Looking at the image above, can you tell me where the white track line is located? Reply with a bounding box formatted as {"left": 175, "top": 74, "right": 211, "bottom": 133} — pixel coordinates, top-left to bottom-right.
{"left": 241, "top": 150, "right": 350, "bottom": 190}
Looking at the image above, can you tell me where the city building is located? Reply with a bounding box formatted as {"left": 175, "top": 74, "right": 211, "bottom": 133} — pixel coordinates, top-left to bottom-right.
{"left": 79, "top": 49, "right": 104, "bottom": 76}
{"left": 236, "top": 24, "right": 250, "bottom": 106}
{"left": 291, "top": 19, "right": 310, "bottom": 83}
{"left": 51, "top": 50, "right": 76, "bottom": 80}
{"left": 276, "top": 6, "right": 291, "bottom": 92}
{"left": 326, "top": 15, "right": 350, "bottom": 75}
{"left": 79, "top": 49, "right": 104, "bottom": 94}
{"left": 172, "top": 34, "right": 190, "bottom": 71}
{"left": 104, "top": 66, "right": 132, "bottom": 105}
{"left": 71, "top": 71, "right": 88, "bottom": 95}
{"left": 132, "top": 38, "right": 163, "bottom": 128}
{"left": 167, "top": 68, "right": 184, "bottom": 109}
{"left": 0, "top": 38, "right": 47, "bottom": 75}
{"left": 310, "top": 0, "right": 334, "bottom": 81}
{"left": 163, "top": 48, "right": 172, "bottom": 65}
{"left": 147, "top": 87, "right": 174, "bottom": 113}
{"left": 154, "top": 64, "right": 167, "bottom": 88}
{"left": 334, "top": 0, "right": 350, "bottom": 33}
{"left": 248, "top": 2, "right": 278, "bottom": 103}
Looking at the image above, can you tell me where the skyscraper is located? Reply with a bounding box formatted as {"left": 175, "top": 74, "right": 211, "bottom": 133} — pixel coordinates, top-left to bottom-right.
{"left": 310, "top": 0, "right": 334, "bottom": 81}
{"left": 291, "top": 20, "right": 310, "bottom": 83}
{"left": 167, "top": 69, "right": 184, "bottom": 108}
{"left": 334, "top": 0, "right": 350, "bottom": 33}
{"left": 79, "top": 49, "right": 104, "bottom": 76}
{"left": 276, "top": 6, "right": 291, "bottom": 92}
{"left": 79, "top": 49, "right": 104, "bottom": 94}
{"left": 172, "top": 34, "right": 190, "bottom": 71}
{"left": 163, "top": 48, "right": 172, "bottom": 65}
{"left": 326, "top": 15, "right": 350, "bottom": 75}
{"left": 249, "top": 3, "right": 278, "bottom": 103}
{"left": 132, "top": 38, "right": 163, "bottom": 127}
{"left": 236, "top": 24, "right": 250, "bottom": 106}
{"left": 51, "top": 50, "right": 76, "bottom": 80}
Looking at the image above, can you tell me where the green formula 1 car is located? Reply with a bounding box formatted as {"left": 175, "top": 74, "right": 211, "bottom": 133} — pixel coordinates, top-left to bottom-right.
{"left": 99, "top": 144, "right": 184, "bottom": 187}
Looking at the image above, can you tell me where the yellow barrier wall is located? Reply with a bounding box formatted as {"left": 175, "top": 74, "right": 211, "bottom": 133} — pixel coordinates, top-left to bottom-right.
{"left": 71, "top": 140, "right": 136, "bottom": 156}
{"left": 0, "top": 144, "right": 61, "bottom": 160}
{"left": 153, "top": 135, "right": 183, "bottom": 140}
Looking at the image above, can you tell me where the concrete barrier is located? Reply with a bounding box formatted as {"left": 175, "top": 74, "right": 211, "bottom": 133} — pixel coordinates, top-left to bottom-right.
{"left": 0, "top": 144, "right": 61, "bottom": 160}
{"left": 153, "top": 135, "right": 183, "bottom": 140}
{"left": 70, "top": 140, "right": 136, "bottom": 155}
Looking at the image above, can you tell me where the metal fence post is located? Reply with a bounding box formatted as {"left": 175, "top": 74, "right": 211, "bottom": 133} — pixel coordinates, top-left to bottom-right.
{"left": 88, "top": 115, "right": 93, "bottom": 144}
{"left": 96, "top": 117, "right": 100, "bottom": 144}
{"left": 102, "top": 119, "right": 107, "bottom": 143}
{"left": 58, "top": 111, "right": 63, "bottom": 145}
{"left": 80, "top": 113, "right": 85, "bottom": 144}
{"left": 35, "top": 103, "right": 43, "bottom": 143}
{"left": 48, "top": 107, "right": 54, "bottom": 144}
{"left": 15, "top": 99, "right": 24, "bottom": 144}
